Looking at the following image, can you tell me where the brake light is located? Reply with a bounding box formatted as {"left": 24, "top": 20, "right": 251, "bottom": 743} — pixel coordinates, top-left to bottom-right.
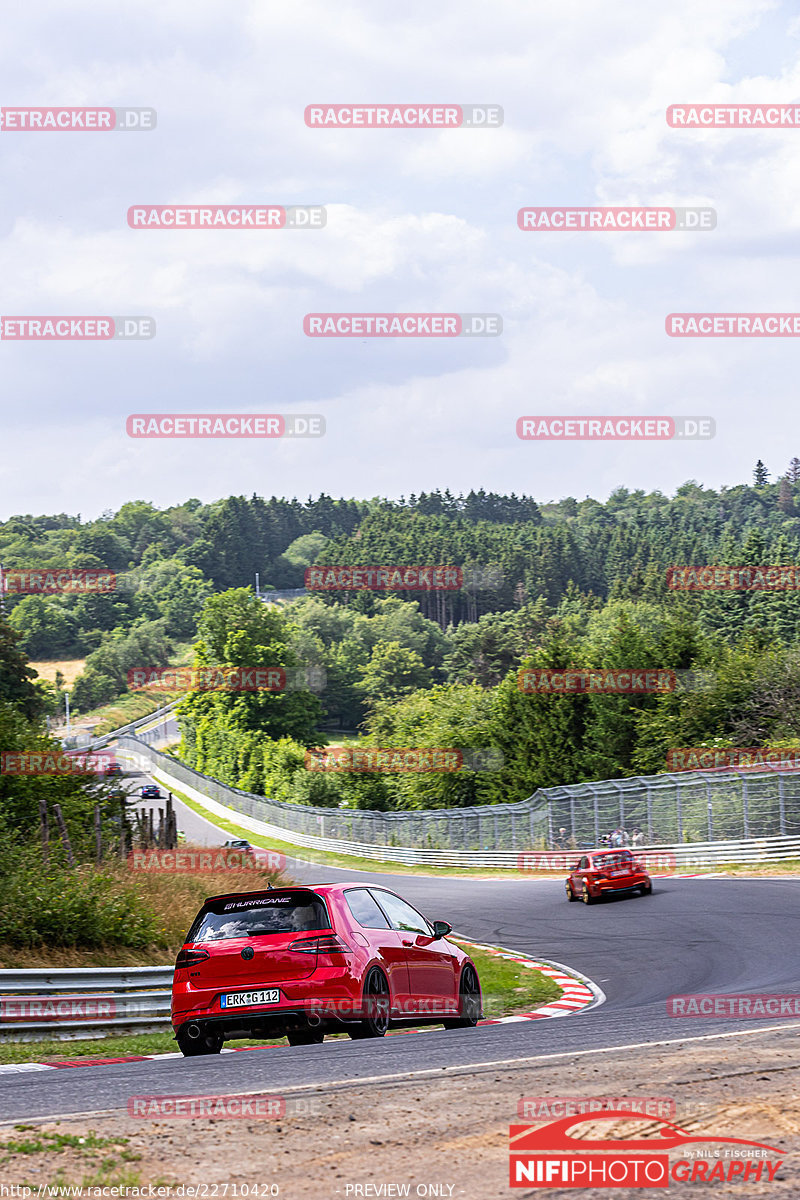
{"left": 289, "top": 934, "right": 352, "bottom": 955}
{"left": 175, "top": 947, "right": 210, "bottom": 970}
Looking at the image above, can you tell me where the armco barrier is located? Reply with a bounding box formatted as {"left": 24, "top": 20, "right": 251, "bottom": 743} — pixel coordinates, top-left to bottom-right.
{"left": 0, "top": 967, "right": 172, "bottom": 1041}
{"left": 90, "top": 700, "right": 178, "bottom": 749}
{"left": 112, "top": 736, "right": 800, "bottom": 869}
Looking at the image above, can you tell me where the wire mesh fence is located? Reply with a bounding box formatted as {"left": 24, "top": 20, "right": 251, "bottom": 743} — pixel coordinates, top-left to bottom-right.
{"left": 116, "top": 734, "right": 800, "bottom": 851}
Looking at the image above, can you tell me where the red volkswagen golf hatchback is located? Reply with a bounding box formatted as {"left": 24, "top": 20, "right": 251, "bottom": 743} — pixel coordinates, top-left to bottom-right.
{"left": 172, "top": 883, "right": 482, "bottom": 1055}
{"left": 565, "top": 849, "right": 652, "bottom": 904}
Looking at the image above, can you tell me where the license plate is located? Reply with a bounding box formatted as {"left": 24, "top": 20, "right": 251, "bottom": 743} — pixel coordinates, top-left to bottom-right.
{"left": 220, "top": 988, "right": 280, "bottom": 1009}
{"left": 611, "top": 870, "right": 629, "bottom": 877}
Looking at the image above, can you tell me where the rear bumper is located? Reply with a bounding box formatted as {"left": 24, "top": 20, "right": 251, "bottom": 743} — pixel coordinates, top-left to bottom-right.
{"left": 594, "top": 876, "right": 649, "bottom": 894}
{"left": 172, "top": 967, "right": 369, "bottom": 1034}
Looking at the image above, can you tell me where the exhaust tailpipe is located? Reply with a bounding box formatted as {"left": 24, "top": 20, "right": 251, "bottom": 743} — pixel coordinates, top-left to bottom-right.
{"left": 186, "top": 1024, "right": 202, "bottom": 1039}
{"left": 307, "top": 1012, "right": 321, "bottom": 1027}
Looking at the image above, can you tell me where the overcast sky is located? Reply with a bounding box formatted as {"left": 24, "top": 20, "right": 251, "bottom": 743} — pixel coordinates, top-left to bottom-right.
{"left": 1, "top": 0, "right": 798, "bottom": 519}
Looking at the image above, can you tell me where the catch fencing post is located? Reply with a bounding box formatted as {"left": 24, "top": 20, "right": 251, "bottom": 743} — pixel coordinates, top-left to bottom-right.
{"left": 779, "top": 774, "right": 787, "bottom": 836}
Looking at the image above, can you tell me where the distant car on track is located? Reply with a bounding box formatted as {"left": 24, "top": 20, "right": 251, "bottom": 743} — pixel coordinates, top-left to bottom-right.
{"left": 140, "top": 784, "right": 163, "bottom": 799}
{"left": 171, "top": 883, "right": 482, "bottom": 1056}
{"left": 104, "top": 762, "right": 124, "bottom": 777}
{"left": 565, "top": 848, "right": 652, "bottom": 905}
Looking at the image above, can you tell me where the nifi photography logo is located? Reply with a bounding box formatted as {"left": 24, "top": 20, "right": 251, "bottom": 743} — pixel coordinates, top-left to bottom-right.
{"left": 509, "top": 1111, "right": 784, "bottom": 1188}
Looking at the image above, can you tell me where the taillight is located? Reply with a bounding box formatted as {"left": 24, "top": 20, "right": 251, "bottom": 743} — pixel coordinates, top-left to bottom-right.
{"left": 175, "top": 947, "right": 210, "bottom": 970}
{"left": 289, "top": 934, "right": 352, "bottom": 955}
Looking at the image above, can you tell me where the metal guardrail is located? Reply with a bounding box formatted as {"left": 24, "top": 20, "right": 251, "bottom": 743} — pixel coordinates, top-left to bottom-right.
{"left": 91, "top": 701, "right": 178, "bottom": 750}
{"left": 0, "top": 967, "right": 173, "bottom": 1041}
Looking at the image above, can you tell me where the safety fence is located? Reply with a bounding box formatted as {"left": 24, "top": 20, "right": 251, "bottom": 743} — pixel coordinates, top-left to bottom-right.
{"left": 113, "top": 734, "right": 800, "bottom": 855}
{"left": 109, "top": 736, "right": 800, "bottom": 870}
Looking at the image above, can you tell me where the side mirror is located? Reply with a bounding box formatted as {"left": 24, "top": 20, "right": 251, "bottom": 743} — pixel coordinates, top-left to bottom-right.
{"left": 432, "top": 920, "right": 452, "bottom": 940}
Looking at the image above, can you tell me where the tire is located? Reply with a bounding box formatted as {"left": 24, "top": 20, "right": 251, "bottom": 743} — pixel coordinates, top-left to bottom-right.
{"left": 640, "top": 881, "right": 653, "bottom": 896}
{"left": 176, "top": 1027, "right": 224, "bottom": 1057}
{"left": 348, "top": 968, "right": 390, "bottom": 1039}
{"left": 443, "top": 964, "right": 482, "bottom": 1029}
{"left": 287, "top": 1029, "right": 325, "bottom": 1046}
{"left": 581, "top": 882, "right": 595, "bottom": 905}
{"left": 565, "top": 880, "right": 576, "bottom": 902}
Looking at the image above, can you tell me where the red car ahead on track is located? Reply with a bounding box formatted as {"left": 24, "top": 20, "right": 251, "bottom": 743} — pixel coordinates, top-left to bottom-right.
{"left": 565, "top": 849, "right": 652, "bottom": 905}
{"left": 172, "top": 883, "right": 482, "bottom": 1055}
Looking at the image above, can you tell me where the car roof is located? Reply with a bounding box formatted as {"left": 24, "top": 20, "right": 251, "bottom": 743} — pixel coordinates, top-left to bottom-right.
{"left": 201, "top": 882, "right": 395, "bottom": 905}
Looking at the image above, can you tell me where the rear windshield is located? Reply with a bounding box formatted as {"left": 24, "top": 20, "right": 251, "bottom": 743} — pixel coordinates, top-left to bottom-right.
{"left": 592, "top": 852, "right": 633, "bottom": 869}
{"left": 187, "top": 892, "right": 331, "bottom": 942}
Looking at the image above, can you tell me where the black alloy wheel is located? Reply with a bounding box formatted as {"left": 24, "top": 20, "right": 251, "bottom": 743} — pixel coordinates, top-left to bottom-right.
{"left": 443, "top": 964, "right": 482, "bottom": 1029}
{"left": 348, "top": 968, "right": 390, "bottom": 1039}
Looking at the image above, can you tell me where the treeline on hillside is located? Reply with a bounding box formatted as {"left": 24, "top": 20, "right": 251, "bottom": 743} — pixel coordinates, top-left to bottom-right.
{"left": 6, "top": 465, "right": 800, "bottom": 716}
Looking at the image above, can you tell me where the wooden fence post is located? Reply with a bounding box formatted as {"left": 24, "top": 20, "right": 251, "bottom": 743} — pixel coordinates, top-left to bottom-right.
{"left": 52, "top": 803, "right": 74, "bottom": 867}
{"left": 39, "top": 798, "right": 49, "bottom": 867}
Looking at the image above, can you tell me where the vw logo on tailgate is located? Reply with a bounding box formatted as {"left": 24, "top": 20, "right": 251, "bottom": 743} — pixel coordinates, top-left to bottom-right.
{"left": 241, "top": 946, "right": 254, "bottom": 960}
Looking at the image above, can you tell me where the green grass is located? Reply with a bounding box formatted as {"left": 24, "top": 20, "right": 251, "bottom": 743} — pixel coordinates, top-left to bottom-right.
{"left": 454, "top": 939, "right": 561, "bottom": 1017}
{"left": 1, "top": 1128, "right": 125, "bottom": 1155}
{"left": 0, "top": 1031, "right": 280, "bottom": 1064}
{"left": 0, "top": 942, "right": 561, "bottom": 1063}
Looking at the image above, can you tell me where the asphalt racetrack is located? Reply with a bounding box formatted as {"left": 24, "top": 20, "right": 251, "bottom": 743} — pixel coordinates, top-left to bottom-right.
{"left": 2, "top": 776, "right": 799, "bottom": 1124}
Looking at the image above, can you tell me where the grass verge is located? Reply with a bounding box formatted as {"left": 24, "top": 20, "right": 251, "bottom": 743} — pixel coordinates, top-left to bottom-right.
{"left": 0, "top": 852, "right": 287, "bottom": 969}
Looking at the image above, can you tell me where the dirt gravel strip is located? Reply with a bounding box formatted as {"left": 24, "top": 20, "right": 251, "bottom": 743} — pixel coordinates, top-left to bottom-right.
{"left": 2, "top": 1025, "right": 798, "bottom": 1197}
